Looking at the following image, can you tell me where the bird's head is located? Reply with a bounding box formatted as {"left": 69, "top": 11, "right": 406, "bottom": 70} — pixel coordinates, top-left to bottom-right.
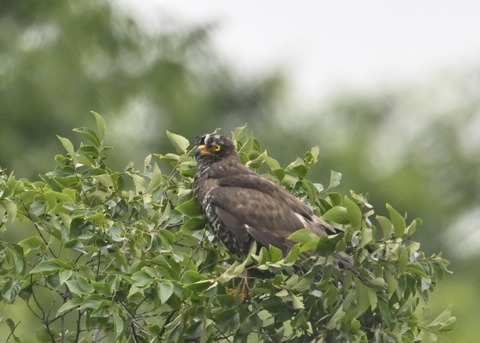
{"left": 195, "top": 133, "right": 236, "bottom": 161}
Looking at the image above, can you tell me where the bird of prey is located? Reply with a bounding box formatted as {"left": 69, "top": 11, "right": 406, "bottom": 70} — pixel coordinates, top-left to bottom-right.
{"left": 194, "top": 133, "right": 351, "bottom": 270}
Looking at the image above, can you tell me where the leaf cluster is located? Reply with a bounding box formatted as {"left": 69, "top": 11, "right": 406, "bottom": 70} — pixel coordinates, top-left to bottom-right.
{"left": 0, "top": 115, "right": 455, "bottom": 342}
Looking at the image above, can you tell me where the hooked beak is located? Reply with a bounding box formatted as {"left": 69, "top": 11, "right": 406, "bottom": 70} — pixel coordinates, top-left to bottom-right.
{"left": 195, "top": 144, "right": 213, "bottom": 157}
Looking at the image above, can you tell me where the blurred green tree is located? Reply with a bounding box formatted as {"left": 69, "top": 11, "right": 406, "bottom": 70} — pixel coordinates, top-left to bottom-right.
{"left": 0, "top": 0, "right": 283, "bottom": 177}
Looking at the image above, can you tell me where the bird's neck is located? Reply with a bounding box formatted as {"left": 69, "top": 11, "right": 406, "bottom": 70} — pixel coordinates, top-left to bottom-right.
{"left": 196, "top": 155, "right": 245, "bottom": 179}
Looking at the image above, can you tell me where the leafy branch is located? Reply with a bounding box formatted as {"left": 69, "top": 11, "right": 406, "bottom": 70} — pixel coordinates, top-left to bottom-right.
{"left": 0, "top": 115, "right": 455, "bottom": 342}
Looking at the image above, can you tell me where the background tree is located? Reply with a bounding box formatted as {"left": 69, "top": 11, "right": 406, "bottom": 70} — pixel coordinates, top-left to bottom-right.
{"left": 0, "top": 0, "right": 478, "bottom": 341}
{"left": 0, "top": 0, "right": 283, "bottom": 176}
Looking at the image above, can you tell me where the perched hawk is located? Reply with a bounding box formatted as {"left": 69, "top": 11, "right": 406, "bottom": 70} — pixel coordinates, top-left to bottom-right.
{"left": 194, "top": 133, "right": 351, "bottom": 269}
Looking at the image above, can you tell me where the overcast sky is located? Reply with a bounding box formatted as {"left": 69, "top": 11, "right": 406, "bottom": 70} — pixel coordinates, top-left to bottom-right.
{"left": 118, "top": 0, "right": 480, "bottom": 103}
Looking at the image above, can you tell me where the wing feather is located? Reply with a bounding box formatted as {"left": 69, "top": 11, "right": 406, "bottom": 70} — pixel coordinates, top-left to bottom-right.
{"left": 207, "top": 185, "right": 309, "bottom": 254}
{"left": 217, "top": 174, "right": 313, "bottom": 220}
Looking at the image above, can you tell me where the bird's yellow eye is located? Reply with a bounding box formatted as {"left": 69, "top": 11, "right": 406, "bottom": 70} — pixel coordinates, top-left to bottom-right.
{"left": 213, "top": 144, "right": 221, "bottom": 152}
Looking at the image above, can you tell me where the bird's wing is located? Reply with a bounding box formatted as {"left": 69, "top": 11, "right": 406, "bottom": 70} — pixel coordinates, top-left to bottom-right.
{"left": 217, "top": 173, "right": 314, "bottom": 219}
{"left": 218, "top": 173, "right": 340, "bottom": 235}
{"left": 207, "top": 184, "right": 313, "bottom": 254}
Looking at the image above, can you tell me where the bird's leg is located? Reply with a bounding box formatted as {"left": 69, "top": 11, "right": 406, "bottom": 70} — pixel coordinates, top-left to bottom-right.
{"left": 239, "top": 269, "right": 251, "bottom": 301}
{"left": 226, "top": 270, "right": 251, "bottom": 301}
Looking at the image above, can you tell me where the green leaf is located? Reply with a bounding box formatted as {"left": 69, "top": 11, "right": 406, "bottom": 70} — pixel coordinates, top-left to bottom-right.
{"left": 131, "top": 270, "right": 155, "bottom": 288}
{"left": 287, "top": 228, "right": 319, "bottom": 244}
{"left": 18, "top": 236, "right": 43, "bottom": 253}
{"left": 185, "top": 279, "right": 216, "bottom": 293}
{"left": 285, "top": 244, "right": 300, "bottom": 264}
{"left": 353, "top": 278, "right": 371, "bottom": 316}
{"left": 182, "top": 270, "right": 209, "bottom": 284}
{"left": 44, "top": 191, "right": 75, "bottom": 207}
{"left": 268, "top": 245, "right": 283, "bottom": 262}
{"left": 377, "top": 298, "right": 393, "bottom": 327}
{"left": 271, "top": 167, "right": 286, "bottom": 181}
{"left": 397, "top": 246, "right": 408, "bottom": 275}
{"left": 426, "top": 307, "right": 457, "bottom": 332}
{"left": 290, "top": 292, "right": 304, "bottom": 310}
{"left": 2, "top": 280, "right": 21, "bottom": 303}
{"left": 359, "top": 227, "right": 373, "bottom": 248}
{"left": 5, "top": 318, "right": 20, "bottom": 342}
{"left": 366, "top": 287, "right": 378, "bottom": 310}
{"left": 316, "top": 234, "right": 342, "bottom": 256}
{"left": 14, "top": 253, "right": 26, "bottom": 275}
{"left": 92, "top": 174, "right": 114, "bottom": 190}
{"left": 407, "top": 264, "right": 428, "bottom": 277}
{"left": 328, "top": 193, "right": 342, "bottom": 206}
{"left": 166, "top": 131, "right": 190, "bottom": 154}
{"left": 376, "top": 215, "right": 393, "bottom": 239}
{"left": 302, "top": 179, "right": 320, "bottom": 202}
{"left": 91, "top": 111, "right": 106, "bottom": 141}
{"left": 367, "top": 277, "right": 386, "bottom": 290}
{"left": 156, "top": 152, "right": 180, "bottom": 162}
{"left": 31, "top": 259, "right": 69, "bottom": 274}
{"left": 406, "top": 218, "right": 421, "bottom": 237}
{"left": 36, "top": 327, "right": 58, "bottom": 343}
{"left": 56, "top": 297, "right": 83, "bottom": 317}
{"left": 5, "top": 318, "right": 16, "bottom": 332}
{"left": 344, "top": 196, "right": 362, "bottom": 229}
{"left": 175, "top": 198, "right": 202, "bottom": 217}
{"left": 129, "top": 173, "right": 145, "bottom": 194}
{"left": 385, "top": 268, "right": 398, "bottom": 298}
{"left": 264, "top": 154, "right": 281, "bottom": 170}
{"left": 56, "top": 135, "right": 75, "bottom": 156}
{"left": 327, "top": 306, "right": 345, "bottom": 330}
{"left": 286, "top": 158, "right": 307, "bottom": 177}
{"left": 181, "top": 217, "right": 206, "bottom": 231}
{"left": 232, "top": 125, "right": 249, "bottom": 142}
{"left": 59, "top": 270, "right": 73, "bottom": 285}
{"left": 421, "top": 277, "right": 432, "bottom": 291}
{"left": 158, "top": 280, "right": 174, "bottom": 303}
{"left": 145, "top": 167, "right": 163, "bottom": 193}
{"left": 328, "top": 170, "right": 342, "bottom": 190}
{"left": 386, "top": 203, "right": 406, "bottom": 237}
{"left": 305, "top": 146, "right": 320, "bottom": 165}
{"left": 1, "top": 200, "right": 17, "bottom": 223}
{"left": 72, "top": 127, "right": 100, "bottom": 147}
{"left": 246, "top": 151, "right": 266, "bottom": 169}
{"left": 113, "top": 311, "right": 126, "bottom": 341}
{"left": 217, "top": 258, "right": 249, "bottom": 283}
{"left": 66, "top": 276, "right": 95, "bottom": 295}
{"left": 322, "top": 206, "right": 349, "bottom": 224}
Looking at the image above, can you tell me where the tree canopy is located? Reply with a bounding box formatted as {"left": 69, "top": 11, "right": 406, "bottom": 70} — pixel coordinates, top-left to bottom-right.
{"left": 0, "top": 115, "right": 455, "bottom": 342}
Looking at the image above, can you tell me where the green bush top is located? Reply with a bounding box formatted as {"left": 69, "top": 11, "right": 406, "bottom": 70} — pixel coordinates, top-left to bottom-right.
{"left": 0, "top": 113, "right": 455, "bottom": 342}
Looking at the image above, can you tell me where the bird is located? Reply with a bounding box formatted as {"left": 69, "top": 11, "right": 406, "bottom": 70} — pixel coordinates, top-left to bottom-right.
{"left": 193, "top": 133, "right": 352, "bottom": 272}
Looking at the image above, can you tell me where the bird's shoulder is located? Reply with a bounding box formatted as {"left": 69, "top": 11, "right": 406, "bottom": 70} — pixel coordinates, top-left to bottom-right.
{"left": 215, "top": 169, "right": 314, "bottom": 220}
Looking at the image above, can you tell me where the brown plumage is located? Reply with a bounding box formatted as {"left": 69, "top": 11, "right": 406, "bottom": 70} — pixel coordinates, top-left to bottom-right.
{"left": 194, "top": 133, "right": 352, "bottom": 270}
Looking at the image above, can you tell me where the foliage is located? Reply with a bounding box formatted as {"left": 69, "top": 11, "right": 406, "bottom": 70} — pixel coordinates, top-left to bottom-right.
{"left": 0, "top": 114, "right": 455, "bottom": 342}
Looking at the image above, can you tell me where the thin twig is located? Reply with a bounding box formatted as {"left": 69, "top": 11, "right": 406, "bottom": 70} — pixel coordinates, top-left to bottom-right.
{"left": 130, "top": 320, "right": 140, "bottom": 343}
{"left": 5, "top": 320, "right": 21, "bottom": 343}
{"left": 17, "top": 198, "right": 57, "bottom": 258}
{"left": 75, "top": 309, "right": 85, "bottom": 342}
{"left": 158, "top": 310, "right": 177, "bottom": 339}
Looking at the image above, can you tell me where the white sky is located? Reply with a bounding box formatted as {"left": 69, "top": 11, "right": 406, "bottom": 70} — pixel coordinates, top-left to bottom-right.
{"left": 117, "top": 0, "right": 480, "bottom": 103}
